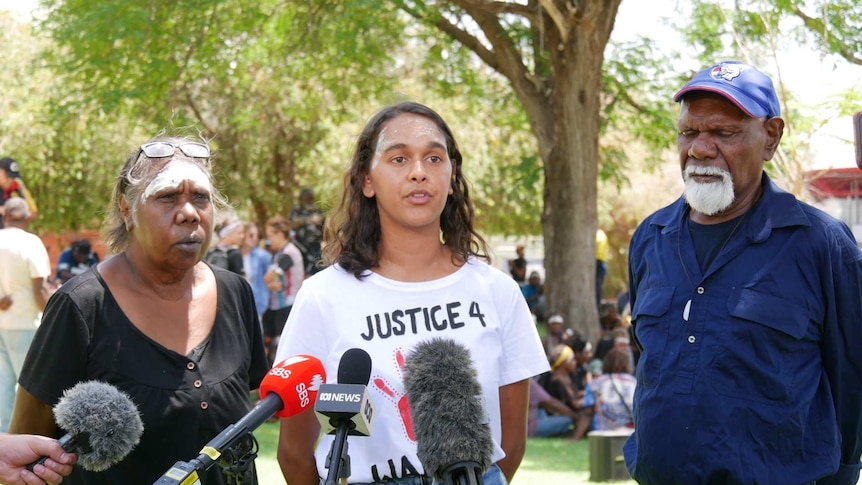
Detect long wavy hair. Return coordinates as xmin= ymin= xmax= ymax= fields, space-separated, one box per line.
xmin=323 ymin=102 xmax=489 ymax=278
xmin=102 ymin=135 xmax=228 ymax=254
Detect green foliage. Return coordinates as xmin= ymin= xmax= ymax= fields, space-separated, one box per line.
xmin=32 ymin=0 xmax=412 ymax=227
xmin=4 ymin=0 xmax=859 ymax=246
xmin=602 ymin=37 xmax=681 ymax=179
xmin=18 ymin=0 xmax=546 ymax=236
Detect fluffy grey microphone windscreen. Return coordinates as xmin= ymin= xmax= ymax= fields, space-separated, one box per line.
xmin=53 ymin=380 xmax=144 ymax=471
xmin=403 ymin=338 xmax=493 ymax=479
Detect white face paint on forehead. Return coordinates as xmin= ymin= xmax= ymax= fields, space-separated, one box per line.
xmin=141 ymin=161 xmax=213 ymax=201
xmin=372 ymin=114 xmax=447 ymax=169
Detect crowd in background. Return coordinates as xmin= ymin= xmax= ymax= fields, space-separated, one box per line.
xmin=508 ymin=238 xmax=637 ymax=442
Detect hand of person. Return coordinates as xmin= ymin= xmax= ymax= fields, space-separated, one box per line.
xmin=264 ymin=269 xmax=284 ymax=291
xmin=0 ymin=295 xmax=12 ymax=311
xmin=0 ymin=433 xmax=77 ymax=485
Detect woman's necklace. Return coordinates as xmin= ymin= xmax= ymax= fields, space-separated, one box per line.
xmin=677 ymin=211 xmax=748 ymax=322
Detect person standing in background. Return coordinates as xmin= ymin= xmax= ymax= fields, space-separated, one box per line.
xmin=262 ymin=216 xmax=304 ymax=365
xmin=240 ymin=221 xmax=271 ymax=320
xmin=595 ymin=229 xmax=608 ymax=309
xmin=204 ymin=218 xmax=245 ymax=276
xmin=0 ymin=198 xmax=50 ymax=433
xmin=625 ymin=60 xmax=862 ymax=485
xmin=0 ymin=158 xmax=38 ymax=229
xmin=289 ymin=187 xmax=325 ymax=276
xmin=521 ymin=270 xmax=545 ymax=322
xmin=508 ymin=244 xmax=527 ymax=283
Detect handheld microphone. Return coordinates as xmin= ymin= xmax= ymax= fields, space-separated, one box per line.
xmin=404 ymin=338 xmax=493 ymax=485
xmin=153 ymin=355 xmax=325 ymax=485
xmin=28 ymin=380 xmax=144 ymax=472
xmin=314 ymin=348 xmax=375 ymax=485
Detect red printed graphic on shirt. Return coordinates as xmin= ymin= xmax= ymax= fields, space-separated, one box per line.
xmin=371 ymin=347 xmax=415 ymax=441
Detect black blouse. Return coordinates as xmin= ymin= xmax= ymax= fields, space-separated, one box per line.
xmin=19 ymin=265 xmax=269 ymax=484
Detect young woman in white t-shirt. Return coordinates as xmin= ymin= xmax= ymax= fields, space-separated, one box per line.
xmin=275 ymin=102 xmax=548 ymax=485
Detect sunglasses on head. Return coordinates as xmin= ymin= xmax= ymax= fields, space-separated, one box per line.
xmin=140 ymin=142 xmax=210 ymax=159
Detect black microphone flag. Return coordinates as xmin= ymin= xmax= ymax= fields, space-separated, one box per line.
xmin=28 ymin=380 xmax=143 ymax=472
xmin=404 ymin=338 xmax=493 ymax=485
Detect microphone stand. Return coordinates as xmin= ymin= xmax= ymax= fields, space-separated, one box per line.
xmin=219 ymin=433 xmax=259 ymax=485
xmin=440 ymin=461 xmax=485 ymax=485
xmin=323 ymin=420 xmax=352 ymax=485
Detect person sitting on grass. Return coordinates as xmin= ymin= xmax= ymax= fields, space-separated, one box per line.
xmin=583 ymin=348 xmax=636 ymax=431
xmin=528 ymin=378 xmax=579 ymax=438
xmin=545 ymin=344 xmax=595 ymax=440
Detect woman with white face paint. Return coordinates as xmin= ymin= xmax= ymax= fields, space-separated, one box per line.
xmin=9 ymin=136 xmax=269 ymax=484
xmin=275 ymin=103 xmax=549 ymax=485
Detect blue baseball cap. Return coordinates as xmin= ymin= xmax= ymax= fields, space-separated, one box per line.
xmin=674 ymin=61 xmax=781 ymax=118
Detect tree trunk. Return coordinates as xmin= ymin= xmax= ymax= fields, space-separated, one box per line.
xmin=534 ymin=3 xmax=619 ymax=343
xmin=540 ymin=78 xmax=601 ymax=342
xmin=401 ymin=0 xmax=621 ymax=342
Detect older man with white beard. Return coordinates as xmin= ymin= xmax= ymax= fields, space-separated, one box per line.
xmin=623 ymin=61 xmax=862 ymax=485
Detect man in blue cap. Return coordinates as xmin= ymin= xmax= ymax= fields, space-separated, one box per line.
xmin=624 ymin=61 xmax=862 ymax=484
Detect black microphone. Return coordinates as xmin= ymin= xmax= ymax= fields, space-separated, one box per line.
xmin=153 ymin=355 xmax=326 ymax=484
xmin=314 ymin=348 xmax=375 ymax=485
xmin=28 ymin=380 xmax=144 ymax=472
xmin=404 ymin=338 xmax=492 ymax=485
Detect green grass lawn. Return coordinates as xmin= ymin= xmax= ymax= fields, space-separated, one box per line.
xmin=251 ymin=421 xmax=637 ymax=484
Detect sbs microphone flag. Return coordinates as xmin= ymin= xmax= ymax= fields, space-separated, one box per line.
xmin=154 ymin=355 xmax=325 ymax=484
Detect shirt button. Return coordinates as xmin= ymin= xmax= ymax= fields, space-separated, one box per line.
xmin=688 ymin=335 xmax=696 ymax=343
xmin=187 ymin=362 xmax=196 ymax=370
xmin=696 ymin=287 xmax=705 ymax=295
xmin=200 ymin=401 xmax=208 ymax=410
xmin=194 ymin=380 xmax=203 ymax=388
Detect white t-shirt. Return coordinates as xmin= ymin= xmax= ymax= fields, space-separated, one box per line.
xmin=0 ymin=227 xmax=50 ymax=330
xmin=275 ymin=258 xmax=549 ymax=483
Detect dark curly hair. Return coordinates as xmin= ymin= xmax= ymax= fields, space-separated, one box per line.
xmin=323 ymin=102 xmax=489 ymax=278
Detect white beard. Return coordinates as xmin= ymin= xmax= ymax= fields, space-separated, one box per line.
xmin=683 ymin=165 xmax=735 ymax=216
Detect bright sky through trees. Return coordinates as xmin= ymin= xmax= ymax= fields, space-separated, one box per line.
xmin=2 ymin=0 xmax=859 ymax=168
xmin=613 ymin=1 xmax=862 ymax=169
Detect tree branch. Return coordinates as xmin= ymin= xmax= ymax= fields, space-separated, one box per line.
xmin=792 ymin=6 xmax=862 ymax=65
xmin=451 ymin=1 xmax=547 ymax=96
xmin=399 ymin=3 xmax=501 ymax=72
xmin=475 ymin=1 xmax=537 ymax=20
xmin=537 ymin=0 xmax=570 ymax=43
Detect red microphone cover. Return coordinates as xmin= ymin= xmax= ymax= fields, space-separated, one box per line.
xmin=260 ymin=355 xmax=326 ymax=418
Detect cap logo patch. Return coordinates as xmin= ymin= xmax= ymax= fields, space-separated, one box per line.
xmin=7 ymin=161 xmax=19 ymax=173
xmin=710 ymin=63 xmax=746 ymax=82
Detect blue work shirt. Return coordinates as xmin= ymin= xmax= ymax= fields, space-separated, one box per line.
xmin=625 ymin=174 xmax=862 ymax=485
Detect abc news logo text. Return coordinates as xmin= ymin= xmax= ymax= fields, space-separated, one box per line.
xmin=318 ymin=392 xmax=362 ymax=403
